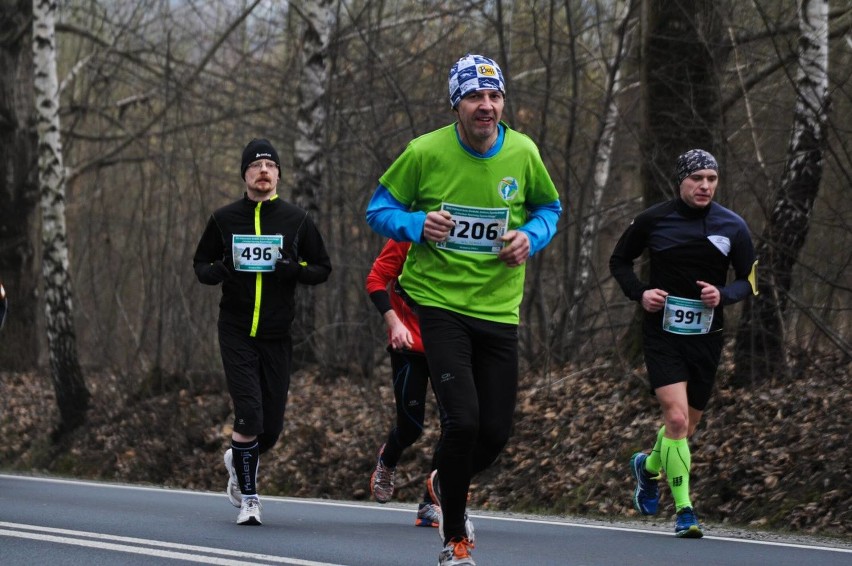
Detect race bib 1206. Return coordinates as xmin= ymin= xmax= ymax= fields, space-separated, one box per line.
xmin=436 ymin=203 xmax=509 ymax=254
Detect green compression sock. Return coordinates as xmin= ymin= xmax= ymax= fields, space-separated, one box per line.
xmin=645 ymin=426 xmax=665 ymax=475
xmin=661 ymin=436 xmax=692 ymax=510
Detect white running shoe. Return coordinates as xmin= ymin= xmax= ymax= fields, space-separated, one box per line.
xmin=437 ymin=537 xmax=475 ymax=566
xmin=437 ymin=505 xmax=475 ymax=544
xmin=223 ymin=449 xmax=241 ymax=508
xmin=431 ymin=470 xmax=474 ymax=544
xmin=236 ymin=497 xmax=262 ymax=525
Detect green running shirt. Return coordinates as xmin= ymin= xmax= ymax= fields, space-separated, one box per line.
xmin=379 ymin=123 xmax=559 ymax=324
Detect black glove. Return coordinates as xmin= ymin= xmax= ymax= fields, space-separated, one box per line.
xmin=274 ymin=248 xmax=302 ymax=282
xmin=208 ymin=259 xmax=231 ymax=283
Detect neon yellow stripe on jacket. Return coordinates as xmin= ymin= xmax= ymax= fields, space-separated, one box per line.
xmin=250 ymin=201 xmax=264 ymax=336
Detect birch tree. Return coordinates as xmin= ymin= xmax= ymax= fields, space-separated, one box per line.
xmin=554 ymin=0 xmax=637 ymax=359
xmin=292 ymin=0 xmax=334 ymax=213
xmin=733 ymin=0 xmax=831 ymax=384
xmin=290 ymin=0 xmax=336 ymax=367
xmin=33 ymin=0 xmax=89 ymax=434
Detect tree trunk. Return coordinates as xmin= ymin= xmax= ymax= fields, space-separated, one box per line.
xmin=33 ymin=0 xmax=89 ymax=435
xmin=619 ymin=0 xmax=725 ymax=362
xmin=291 ymin=0 xmax=335 ymax=368
xmin=640 ymin=0 xmax=723 ymax=202
xmin=732 ymin=0 xmax=830 ymax=385
xmin=0 ymin=0 xmax=41 ymax=370
xmin=558 ymin=0 xmax=636 ymax=359
xmin=293 ymin=0 xmax=333 ymax=213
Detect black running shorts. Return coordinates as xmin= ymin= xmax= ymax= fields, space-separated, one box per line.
xmin=218 ymin=321 xmax=292 ymax=451
xmin=642 ymin=324 xmax=724 ymax=411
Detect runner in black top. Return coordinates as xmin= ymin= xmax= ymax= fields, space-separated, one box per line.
xmin=0 ymin=282 xmax=7 ymax=331
xmin=193 ymin=138 xmax=331 ymax=526
xmin=609 ymin=149 xmax=757 ymax=538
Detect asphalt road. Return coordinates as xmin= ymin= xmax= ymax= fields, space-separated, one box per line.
xmin=1 ymin=474 xmax=848 ymax=565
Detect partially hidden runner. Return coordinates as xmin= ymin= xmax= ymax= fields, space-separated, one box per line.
xmin=366 ymin=238 xmax=442 ymax=528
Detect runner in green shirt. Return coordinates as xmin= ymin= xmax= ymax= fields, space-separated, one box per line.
xmin=366 ymin=53 xmax=562 ymax=566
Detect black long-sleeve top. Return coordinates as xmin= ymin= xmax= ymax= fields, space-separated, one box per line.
xmin=193 ymin=194 xmax=331 ymax=338
xmin=609 ymin=198 xmax=757 ymax=332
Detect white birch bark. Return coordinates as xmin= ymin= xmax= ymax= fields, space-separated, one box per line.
xmin=733 ymin=0 xmax=830 ymax=383
xmin=574 ymin=30 xmax=631 ymax=298
xmin=33 ymin=0 xmax=89 ymax=433
xmin=293 ymin=0 xmax=335 ymax=212
xmin=565 ymin=1 xmax=636 ymax=340
xmin=290 ymin=0 xmax=336 ymax=366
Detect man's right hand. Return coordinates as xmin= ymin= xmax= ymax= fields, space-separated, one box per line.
xmin=209 ymin=259 xmax=232 ymax=283
xmin=641 ymin=288 xmax=668 ymax=313
xmin=422 ymin=210 xmax=455 ymax=243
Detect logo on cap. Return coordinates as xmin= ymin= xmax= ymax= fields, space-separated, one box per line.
xmin=478 ymin=65 xmax=497 ymax=77
xmin=256 ymin=152 xmax=272 ymax=159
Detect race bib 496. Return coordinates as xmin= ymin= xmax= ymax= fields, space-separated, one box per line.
xmin=232 ymin=234 xmax=283 ymax=272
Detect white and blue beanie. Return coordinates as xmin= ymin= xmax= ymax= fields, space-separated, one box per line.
xmin=448 ymin=54 xmax=506 ymax=109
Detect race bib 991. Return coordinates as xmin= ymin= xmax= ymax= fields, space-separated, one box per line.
xmin=662 ymin=296 xmax=714 ymax=335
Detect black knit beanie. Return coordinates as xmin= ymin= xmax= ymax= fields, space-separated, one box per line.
xmin=240 ymin=138 xmax=280 ymax=179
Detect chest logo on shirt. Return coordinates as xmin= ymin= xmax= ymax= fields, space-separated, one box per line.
xmin=707 ymin=235 xmax=731 ymax=256
xmin=498 ymin=177 xmax=519 ymax=201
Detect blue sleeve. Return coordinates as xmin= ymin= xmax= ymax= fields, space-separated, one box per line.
xmin=518 ymin=200 xmax=562 ymax=256
xmin=365 ymin=185 xmax=427 ymax=243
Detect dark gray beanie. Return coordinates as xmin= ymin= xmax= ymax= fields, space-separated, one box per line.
xmin=675 ymin=149 xmax=718 ymax=185
xmin=241 ymin=138 xmax=280 ymax=179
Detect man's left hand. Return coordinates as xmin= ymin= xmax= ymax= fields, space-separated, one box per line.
xmin=498 ymin=230 xmax=530 ymax=268
xmin=697 ymin=280 xmax=721 ymax=308
xmin=275 ymin=248 xmax=302 ymax=281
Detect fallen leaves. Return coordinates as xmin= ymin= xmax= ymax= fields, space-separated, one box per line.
xmin=0 ymin=349 xmax=849 ymax=538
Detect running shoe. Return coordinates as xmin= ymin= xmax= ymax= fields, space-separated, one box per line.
xmin=223 ymin=448 xmax=241 ymax=508
xmin=236 ymin=497 xmax=262 ymax=525
xmin=675 ymin=506 xmax=703 ymax=538
xmin=430 ymin=470 xmax=475 ymax=544
xmin=416 ymin=502 xmax=442 ymax=528
xmin=370 ymin=444 xmax=395 ymax=503
xmin=427 ymin=469 xmax=442 ymax=506
xmin=630 ymin=451 xmax=660 ymax=515
xmin=428 ymin=469 xmax=471 ymax=505
xmin=437 ymin=537 xmax=475 ymax=566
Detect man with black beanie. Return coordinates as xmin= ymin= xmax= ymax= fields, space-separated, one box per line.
xmin=193 ymin=138 xmax=331 ymax=525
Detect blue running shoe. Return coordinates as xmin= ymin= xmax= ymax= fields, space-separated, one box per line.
xmin=630 ymin=452 xmax=660 ymax=515
xmin=415 ymin=501 xmax=441 ymax=527
xmin=675 ymin=506 xmax=703 ymax=538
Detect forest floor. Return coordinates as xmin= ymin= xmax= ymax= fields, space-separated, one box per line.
xmin=1 ymin=349 xmax=849 ymax=545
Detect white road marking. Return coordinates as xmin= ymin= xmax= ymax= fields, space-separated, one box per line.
xmin=0 ymin=522 xmax=346 ymax=566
